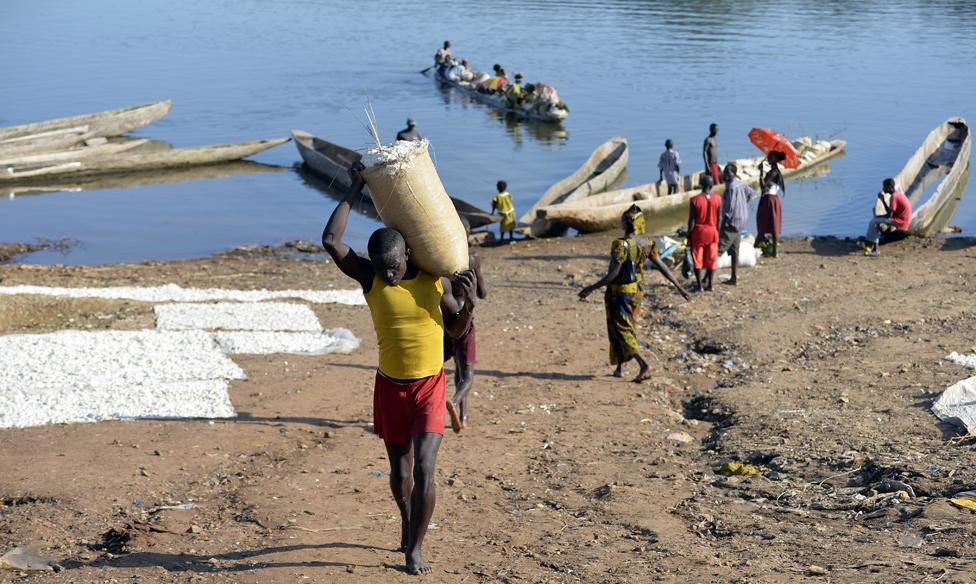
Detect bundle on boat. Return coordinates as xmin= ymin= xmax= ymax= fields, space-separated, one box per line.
xmin=361 ymin=139 xmax=469 ymax=276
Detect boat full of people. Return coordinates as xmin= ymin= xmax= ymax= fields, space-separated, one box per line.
xmin=430 ymin=43 xmax=568 ymax=123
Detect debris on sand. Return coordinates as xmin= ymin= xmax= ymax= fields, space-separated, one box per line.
xmin=0 ymin=546 xmax=54 ymax=572
xmin=931 ymin=376 xmax=976 ymax=435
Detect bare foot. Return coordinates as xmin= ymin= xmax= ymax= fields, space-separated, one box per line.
xmin=406 ymin=551 xmax=432 ymax=575
xmin=446 ymin=401 xmax=462 ymax=434
xmin=722 ymin=278 xmax=737 ymax=286
xmin=612 ymin=365 xmax=623 ymax=378
xmin=632 ymin=366 xmax=652 ymax=384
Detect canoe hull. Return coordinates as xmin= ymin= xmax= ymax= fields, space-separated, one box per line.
xmin=1 ymin=137 xmax=289 ymax=182
xmin=519 ymin=137 xmax=629 ymax=237
xmin=0 ymin=101 xmax=173 ymax=157
xmin=897 ymin=118 xmax=971 ymax=237
xmin=434 ymin=70 xmax=568 ymax=123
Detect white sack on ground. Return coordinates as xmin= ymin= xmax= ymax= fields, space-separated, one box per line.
xmin=931 ymin=376 xmax=976 ymax=435
xmin=0 ymin=330 xmax=244 ymax=391
xmin=718 ymin=239 xmax=762 ymax=269
xmin=213 ymin=328 xmax=360 ymax=355
xmin=362 ymin=139 xmax=469 ymax=276
xmin=1 ymin=380 xmax=235 ymax=429
xmin=155 ymin=302 xmax=321 ymax=332
xmin=0 ymin=284 xmax=365 ymax=306
xmin=947 ymin=352 xmax=976 ymax=369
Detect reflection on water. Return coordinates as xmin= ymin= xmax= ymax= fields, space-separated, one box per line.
xmin=0 ymin=0 xmax=974 ymax=263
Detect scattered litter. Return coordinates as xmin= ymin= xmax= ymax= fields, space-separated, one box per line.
xmin=949 ymin=496 xmax=976 ymax=512
xmin=0 ymin=546 xmax=54 ymax=572
xmin=947 ymin=352 xmax=976 ymax=369
xmin=896 ymin=534 xmax=923 ymax=548
xmin=147 ymin=503 xmax=197 ymax=513
xmin=666 ymin=431 xmax=694 ymax=444
xmin=155 ymin=302 xmax=322 ymax=332
xmin=367 ymin=470 xmax=389 ymax=478
xmin=719 ymin=462 xmax=762 ymax=477
xmin=806 ymin=565 xmax=828 ymax=576
xmin=0 ymin=284 xmax=365 ymax=306
xmin=213 ymin=329 xmax=360 ymax=355
xmin=931 ymin=376 xmax=976 ymax=435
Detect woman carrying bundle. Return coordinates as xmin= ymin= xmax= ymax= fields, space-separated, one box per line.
xmin=757 ymin=150 xmax=786 ymax=258
xmin=578 ymin=205 xmax=690 ymax=382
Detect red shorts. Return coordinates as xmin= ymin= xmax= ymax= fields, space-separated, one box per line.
xmin=691 ymin=241 xmax=719 ymax=270
xmin=444 ymin=322 xmax=477 ymax=365
xmin=709 ymin=163 xmax=721 ymax=185
xmin=373 ymin=369 xmax=446 ymax=446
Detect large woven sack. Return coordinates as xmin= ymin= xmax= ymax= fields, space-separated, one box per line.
xmin=361 ymin=140 xmax=469 ymax=276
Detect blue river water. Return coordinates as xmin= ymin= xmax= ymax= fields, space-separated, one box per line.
xmin=1 ymin=0 xmax=974 ymax=264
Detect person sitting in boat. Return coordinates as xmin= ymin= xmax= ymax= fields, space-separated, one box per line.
xmin=396 ymin=118 xmax=423 ymax=142
xmin=504 ymin=73 xmax=525 ymax=107
xmin=478 ymin=68 xmax=508 ymax=94
xmin=434 ymin=41 xmax=451 ymax=66
xmin=523 ymin=82 xmax=567 ymax=115
xmin=860 ymin=178 xmax=911 ymax=257
xmin=445 ymin=58 xmax=473 ymax=83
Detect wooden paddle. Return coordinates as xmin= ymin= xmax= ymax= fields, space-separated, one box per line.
xmin=420 ymin=66 xmax=433 ymax=74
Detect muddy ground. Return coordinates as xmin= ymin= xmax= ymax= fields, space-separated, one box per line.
xmin=1 ymin=234 xmax=976 ymax=583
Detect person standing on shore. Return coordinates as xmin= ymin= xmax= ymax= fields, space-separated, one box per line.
xmin=757 ymin=150 xmax=786 ymax=258
xmin=860 ymin=178 xmax=911 ymax=257
xmin=658 ymin=139 xmax=682 ymax=194
xmin=491 ymin=180 xmax=517 ymax=243
xmin=703 ymin=123 xmax=720 ymax=185
xmin=444 ymin=216 xmax=487 ymax=432
xmin=322 ymin=166 xmax=477 ymax=576
xmin=718 ymin=162 xmax=756 ymax=285
xmin=688 ymin=175 xmax=722 ymax=292
xmin=396 ymin=118 xmax=423 ymax=142
xmin=578 ymin=205 xmax=689 ymax=382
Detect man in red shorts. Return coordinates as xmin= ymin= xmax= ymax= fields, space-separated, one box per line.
xmin=322 ymin=165 xmax=477 ymax=576
xmin=703 ymin=123 xmax=721 ymax=185
xmin=688 ymin=174 xmax=721 ymax=292
xmin=444 ymin=217 xmax=488 ymax=432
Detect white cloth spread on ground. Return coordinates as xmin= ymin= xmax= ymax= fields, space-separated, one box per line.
xmin=155 ymin=302 xmax=322 ymax=332
xmin=0 ymin=330 xmax=243 ymax=428
xmin=0 ymin=284 xmax=366 ymax=306
xmin=0 ymin=299 xmax=362 ymax=428
xmin=932 ymin=376 xmax=976 ymax=435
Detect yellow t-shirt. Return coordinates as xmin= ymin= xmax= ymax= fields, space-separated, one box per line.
xmin=364 ymin=272 xmax=444 ymax=380
xmin=492 ymin=191 xmax=516 ymax=232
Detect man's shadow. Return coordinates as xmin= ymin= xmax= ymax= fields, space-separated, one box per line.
xmin=62 ymin=543 xmax=388 ymax=573
xmin=232 ymin=411 xmax=371 ymax=430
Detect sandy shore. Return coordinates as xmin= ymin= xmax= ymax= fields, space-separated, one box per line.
xmin=2 ymin=234 xmax=976 ymax=583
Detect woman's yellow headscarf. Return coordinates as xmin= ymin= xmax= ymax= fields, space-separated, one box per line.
xmin=623 ymin=204 xmax=645 ymax=235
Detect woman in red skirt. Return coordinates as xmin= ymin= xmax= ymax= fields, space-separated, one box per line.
xmin=757 ymin=150 xmax=786 ymax=258
xmin=688 ymin=174 xmax=722 ymax=291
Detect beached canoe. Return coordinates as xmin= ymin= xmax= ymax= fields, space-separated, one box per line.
xmin=518 ymin=137 xmax=629 ymax=237
xmin=540 ymin=139 xmax=846 ymax=233
xmin=0 ymin=138 xmax=149 ymax=166
xmin=891 ymin=118 xmax=971 ymax=237
xmin=292 ymin=130 xmax=501 ymax=229
xmin=433 ymin=69 xmax=568 ymax=123
xmin=0 ymin=137 xmax=289 ymax=182
xmin=2 ymin=160 xmax=285 ymax=199
xmin=0 ymin=101 xmax=173 ymax=157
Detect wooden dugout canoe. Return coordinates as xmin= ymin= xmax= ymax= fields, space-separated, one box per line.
xmin=433 ymin=68 xmax=568 ymax=123
xmin=0 ymin=101 xmax=173 ymax=156
xmin=0 ymin=137 xmax=289 ymax=182
xmin=292 ymin=130 xmax=501 ymax=229
xmin=519 ymin=136 xmax=629 ymax=237
xmin=540 ymin=139 xmax=846 ymax=233
xmin=890 ymin=118 xmax=971 ymax=237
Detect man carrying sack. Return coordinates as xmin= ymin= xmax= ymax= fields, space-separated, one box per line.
xmin=322 ymin=164 xmax=477 ymax=576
